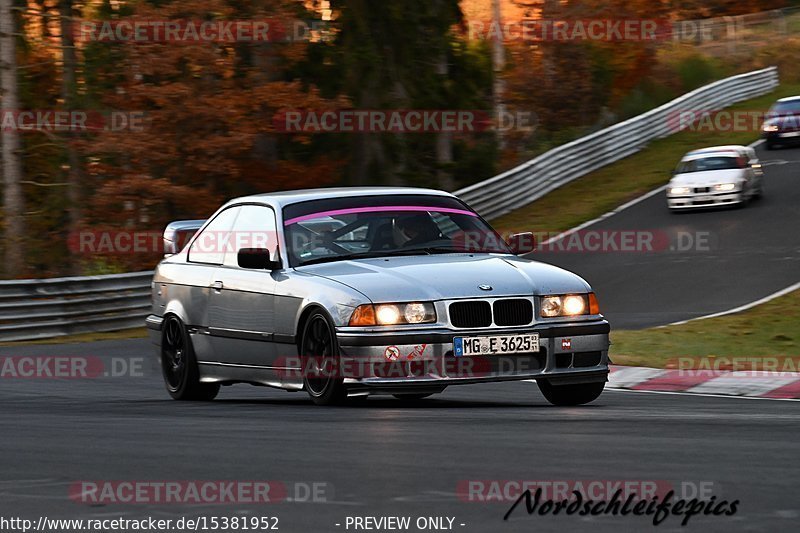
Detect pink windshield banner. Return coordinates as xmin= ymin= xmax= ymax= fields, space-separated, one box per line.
xmin=283 ymin=206 xmax=477 ymax=226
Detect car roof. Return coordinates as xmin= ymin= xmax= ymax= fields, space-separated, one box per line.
xmin=776 ymin=95 xmax=800 ymax=103
xmin=682 ymin=145 xmax=751 ymax=161
xmin=226 ymin=187 xmax=455 ymax=209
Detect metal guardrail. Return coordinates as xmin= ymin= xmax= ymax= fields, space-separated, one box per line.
xmin=0 ymin=271 xmax=153 ymax=342
xmin=456 ymin=66 xmax=780 ymax=220
xmin=0 ymin=67 xmax=781 ymax=342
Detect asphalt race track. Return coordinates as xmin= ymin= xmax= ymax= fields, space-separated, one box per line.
xmin=3 ymin=143 xmax=800 ymax=533
xmin=532 ymin=143 xmax=800 ymax=329
xmin=1 ymin=338 xmax=799 ymax=533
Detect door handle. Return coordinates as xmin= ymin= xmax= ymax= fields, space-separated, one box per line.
xmin=211 ymin=281 xmax=224 ymax=292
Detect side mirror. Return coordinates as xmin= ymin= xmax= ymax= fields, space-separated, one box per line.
xmin=163 ymin=220 xmax=205 ymax=256
xmin=238 ymin=248 xmax=281 ymax=270
xmin=507 ymin=232 xmax=536 ymax=255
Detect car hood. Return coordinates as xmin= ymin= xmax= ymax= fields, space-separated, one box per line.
xmin=298 ymin=254 xmax=591 ymax=302
xmin=670 ymin=168 xmax=745 ymax=186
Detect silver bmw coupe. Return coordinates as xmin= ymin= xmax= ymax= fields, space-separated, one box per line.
xmin=146 ymin=187 xmax=610 ymax=406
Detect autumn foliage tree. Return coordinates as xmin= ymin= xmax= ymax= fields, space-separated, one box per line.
xmin=4 ymin=0 xmax=795 ymax=276
xmin=76 ymin=0 xmax=347 ymax=271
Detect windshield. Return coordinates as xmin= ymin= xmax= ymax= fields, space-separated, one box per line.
xmin=769 ymin=100 xmax=800 ymax=115
xmin=676 ymin=156 xmax=745 ymax=174
xmin=283 ymin=195 xmax=511 ymax=267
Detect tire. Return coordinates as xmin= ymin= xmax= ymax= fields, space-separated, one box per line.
xmin=537 ymin=380 xmax=605 ymax=406
xmin=765 ymin=140 xmax=776 ymax=150
xmin=301 ymin=311 xmax=348 ymax=406
xmin=392 ymin=393 xmax=434 ymax=401
xmin=161 ymin=315 xmax=220 ymax=401
xmin=753 ymin=181 xmax=764 ymax=200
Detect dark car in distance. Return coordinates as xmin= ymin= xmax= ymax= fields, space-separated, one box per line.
xmin=762 ymin=96 xmax=800 ymax=149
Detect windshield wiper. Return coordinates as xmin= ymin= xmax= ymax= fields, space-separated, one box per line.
xmin=297 ymin=249 xmax=430 ymax=267
xmin=408 ymin=246 xmax=504 ymax=255
xmin=296 ymin=246 xmax=506 ymax=267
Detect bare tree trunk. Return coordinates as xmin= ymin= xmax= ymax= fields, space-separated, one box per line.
xmin=1 ymin=0 xmax=26 ymax=277
xmin=492 ymin=0 xmax=506 ymax=151
xmin=436 ymin=52 xmax=454 ymax=191
xmin=60 ymin=0 xmax=82 ymax=274
xmin=541 ymin=0 xmax=558 ymax=84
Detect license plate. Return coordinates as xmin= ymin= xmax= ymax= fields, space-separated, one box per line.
xmin=695 ymin=196 xmax=713 ymax=202
xmin=780 ymin=131 xmax=800 ymax=138
xmin=454 ymin=334 xmax=540 ymax=356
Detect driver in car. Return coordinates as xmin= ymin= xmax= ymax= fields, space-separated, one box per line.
xmin=392 ymin=213 xmax=442 ymax=248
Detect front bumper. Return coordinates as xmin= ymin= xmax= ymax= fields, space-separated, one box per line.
xmin=763 ymin=131 xmax=800 ymax=145
xmin=667 ymin=190 xmax=744 ymax=209
xmin=334 ymin=320 xmax=610 ymax=392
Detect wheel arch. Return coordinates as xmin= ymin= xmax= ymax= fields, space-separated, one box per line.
xmin=296 ymin=303 xmax=335 ymax=352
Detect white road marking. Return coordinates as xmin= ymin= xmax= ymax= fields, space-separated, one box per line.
xmin=664 ymin=280 xmax=800 ymax=326
xmin=656 ymin=138 xmax=800 ymax=327
xmin=535 ymin=135 xmax=798 ymax=327
xmin=605 ymin=388 xmax=800 ymax=402
xmin=540 ymin=186 xmax=667 ymax=246
xmin=541 ymin=139 xmax=764 ymax=246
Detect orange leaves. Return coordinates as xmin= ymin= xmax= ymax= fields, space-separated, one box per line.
xmin=69 ymin=1 xmax=346 ymax=270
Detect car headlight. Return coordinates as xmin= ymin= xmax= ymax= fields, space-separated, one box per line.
xmin=669 ymin=186 xmax=691 ymax=195
xmin=762 ymin=123 xmax=779 ymax=132
xmin=349 ymin=302 xmax=436 ymax=326
xmin=713 ymin=183 xmax=737 ymax=192
xmin=540 ymin=294 xmax=600 ymax=318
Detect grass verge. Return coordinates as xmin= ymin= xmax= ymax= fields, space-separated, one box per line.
xmin=491 ymin=83 xmax=800 ymax=234
xmin=611 ymin=290 xmax=800 ymax=368
xmin=488 ymin=82 xmax=800 ymax=369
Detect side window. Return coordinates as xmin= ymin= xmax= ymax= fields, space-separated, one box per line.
xmin=224 ymin=205 xmax=279 ymax=267
xmin=431 ymin=212 xmax=461 ymax=238
xmin=188 ymin=207 xmax=240 ymax=265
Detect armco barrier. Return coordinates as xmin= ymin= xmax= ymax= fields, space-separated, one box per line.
xmin=0 ymin=271 xmax=153 ymax=342
xmin=0 ymin=67 xmax=781 ymax=341
xmin=455 ymin=66 xmax=779 ymax=220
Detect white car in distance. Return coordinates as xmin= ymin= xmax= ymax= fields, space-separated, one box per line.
xmin=666 ymin=145 xmax=763 ymax=211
